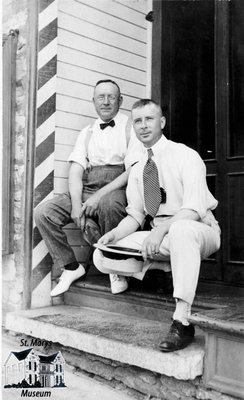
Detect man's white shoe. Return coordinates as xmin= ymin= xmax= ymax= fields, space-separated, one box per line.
xmin=109 ymin=274 xmax=128 ymax=295
xmin=51 ymin=264 xmax=86 ymax=297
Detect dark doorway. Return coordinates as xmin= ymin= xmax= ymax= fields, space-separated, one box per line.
xmin=152 ymin=0 xmax=244 ymax=285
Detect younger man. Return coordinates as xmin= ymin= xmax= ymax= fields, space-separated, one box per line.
xmin=94 ymin=99 xmax=221 ymax=352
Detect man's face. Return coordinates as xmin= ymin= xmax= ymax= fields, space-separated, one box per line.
xmin=132 ymin=103 xmax=166 ymax=148
xmin=93 ymin=82 xmax=123 ymax=122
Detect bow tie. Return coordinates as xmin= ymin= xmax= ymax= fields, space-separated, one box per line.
xmin=100 ymin=120 xmax=115 ymax=130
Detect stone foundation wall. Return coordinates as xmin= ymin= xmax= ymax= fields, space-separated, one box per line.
xmin=2 ymin=0 xmax=29 ymax=312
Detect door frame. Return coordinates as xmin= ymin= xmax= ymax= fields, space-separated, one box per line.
xmin=23 ymin=0 xmax=39 ymax=309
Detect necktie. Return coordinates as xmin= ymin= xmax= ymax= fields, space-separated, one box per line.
xmin=100 ymin=120 xmax=115 ymax=130
xmin=143 ymin=148 xmax=162 ymax=218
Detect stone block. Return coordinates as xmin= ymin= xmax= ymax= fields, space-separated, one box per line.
xmin=2 ymin=254 xmax=16 ymax=281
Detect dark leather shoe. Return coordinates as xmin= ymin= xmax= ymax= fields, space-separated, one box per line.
xmin=159 ymin=320 xmax=195 ymax=352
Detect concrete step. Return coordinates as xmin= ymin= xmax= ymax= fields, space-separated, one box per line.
xmin=62 ymin=275 xmax=217 ymax=322
xmin=5 ymin=305 xmax=204 ymax=381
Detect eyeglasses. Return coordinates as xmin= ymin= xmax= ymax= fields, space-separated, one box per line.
xmin=95 ymin=95 xmax=118 ymax=103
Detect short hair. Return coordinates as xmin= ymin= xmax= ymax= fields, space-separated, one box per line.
xmin=132 ymin=99 xmax=162 ymax=114
xmin=95 ymin=79 xmax=121 ymax=96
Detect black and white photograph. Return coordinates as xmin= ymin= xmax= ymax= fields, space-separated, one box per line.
xmin=2 ymin=0 xmax=244 ymax=399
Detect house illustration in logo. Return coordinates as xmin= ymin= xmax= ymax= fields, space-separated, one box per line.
xmin=4 ymin=348 xmax=65 ymax=387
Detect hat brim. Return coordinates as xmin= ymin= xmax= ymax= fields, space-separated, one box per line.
xmin=93 ymin=248 xmax=143 ymax=275
xmin=94 ymin=243 xmax=143 ymax=261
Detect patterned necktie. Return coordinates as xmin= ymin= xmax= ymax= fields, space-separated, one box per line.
xmin=143 ymin=148 xmax=161 ymax=218
xmin=100 ymin=120 xmax=115 ymax=130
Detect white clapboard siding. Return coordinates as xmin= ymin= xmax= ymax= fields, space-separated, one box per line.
xmin=57 ymin=62 xmax=146 ymax=98
xmin=58 ymin=0 xmax=146 ymax=42
xmin=56 ymin=111 xmax=96 ymax=131
xmin=55 ymin=127 xmax=80 ymax=146
xmin=58 ymin=29 xmax=146 ymax=71
xmin=113 ymin=0 xmax=148 ymax=14
xmin=55 ymin=0 xmax=148 ymax=251
xmin=54 ymin=160 xmax=69 ymax=178
xmin=57 ymin=96 xmax=97 ymax=119
xmin=58 ymin=46 xmax=146 ymax=85
xmin=55 ymin=143 xmax=73 ymax=161
xmin=58 ymin=11 xmax=145 ymax=56
xmin=78 ymin=0 xmax=147 ymax=26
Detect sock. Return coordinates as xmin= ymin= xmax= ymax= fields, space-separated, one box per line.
xmin=64 ymin=261 xmax=79 ymax=271
xmin=173 ymin=299 xmax=191 ymax=326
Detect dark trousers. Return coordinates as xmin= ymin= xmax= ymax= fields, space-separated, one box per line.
xmin=34 ymin=165 xmax=127 ymax=268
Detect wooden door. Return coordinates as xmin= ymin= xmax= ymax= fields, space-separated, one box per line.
xmin=152 ymin=0 xmax=244 ymax=285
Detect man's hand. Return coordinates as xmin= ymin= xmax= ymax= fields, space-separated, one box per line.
xmin=71 ymin=203 xmax=84 ymax=228
xmin=141 ymin=227 xmax=167 ymax=260
xmin=98 ymin=230 xmax=116 ymax=245
xmin=82 ymin=192 xmax=103 ymax=217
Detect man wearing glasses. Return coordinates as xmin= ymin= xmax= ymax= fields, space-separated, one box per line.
xmin=35 ymin=79 xmax=142 ymax=297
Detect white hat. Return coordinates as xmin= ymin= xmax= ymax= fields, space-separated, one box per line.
xmin=93 ymin=248 xmax=143 ymax=276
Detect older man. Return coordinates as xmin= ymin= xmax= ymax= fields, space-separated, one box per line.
xmin=35 ymin=79 xmax=142 ymax=297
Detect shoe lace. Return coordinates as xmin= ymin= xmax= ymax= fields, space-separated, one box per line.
xmin=169 ymin=320 xmax=184 ymax=335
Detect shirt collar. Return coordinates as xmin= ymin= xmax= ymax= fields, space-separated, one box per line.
xmin=144 ymin=134 xmax=168 ymax=156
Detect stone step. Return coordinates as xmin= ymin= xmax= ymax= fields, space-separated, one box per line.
xmin=5 ymin=305 xmax=204 ymax=381
xmin=62 ymin=275 xmax=216 ymax=322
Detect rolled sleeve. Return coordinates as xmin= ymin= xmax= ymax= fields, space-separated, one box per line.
xmin=180 ymin=151 xmax=218 ymax=219
xmin=67 ymin=126 xmax=91 ymax=170
xmin=126 ymin=166 xmax=146 ymax=225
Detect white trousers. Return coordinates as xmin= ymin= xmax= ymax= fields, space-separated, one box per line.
xmin=94 ymin=219 xmax=221 ymax=305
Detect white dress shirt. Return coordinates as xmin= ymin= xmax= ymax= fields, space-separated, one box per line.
xmin=126 ymin=135 xmax=219 ymax=226
xmin=68 ymin=112 xmax=143 ymax=170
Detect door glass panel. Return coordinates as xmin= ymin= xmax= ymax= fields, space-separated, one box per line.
xmin=229 ymin=0 xmax=244 ymax=157
xmin=229 ymin=174 xmax=244 ymax=261
xmin=206 ymin=175 xmax=217 ymax=260
xmin=162 ymin=1 xmax=215 ymax=160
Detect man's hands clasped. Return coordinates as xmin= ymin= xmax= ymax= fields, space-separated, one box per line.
xmin=71 ymin=192 xmax=104 ymax=230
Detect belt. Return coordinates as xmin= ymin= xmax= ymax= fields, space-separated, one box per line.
xmin=86 ymin=164 xmax=125 ymax=172
xmin=155 ymin=215 xmax=172 ymax=218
